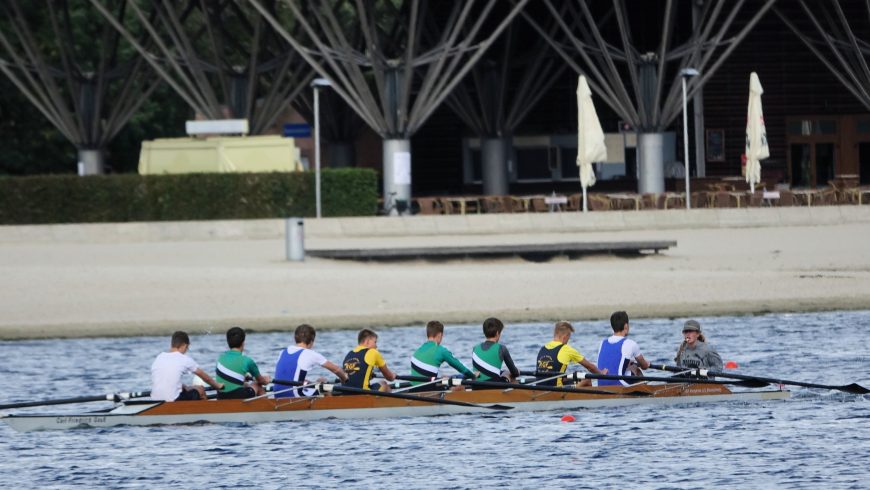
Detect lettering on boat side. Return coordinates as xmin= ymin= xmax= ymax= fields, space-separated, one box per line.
xmin=55 ymin=416 xmax=107 ymax=425
xmin=682 ymin=387 xmax=724 ymax=394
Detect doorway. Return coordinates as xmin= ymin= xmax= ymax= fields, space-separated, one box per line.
xmin=789 ymin=142 xmax=836 ymax=187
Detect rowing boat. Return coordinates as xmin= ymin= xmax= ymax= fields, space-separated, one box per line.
xmin=1 ymin=382 xmax=789 ymax=432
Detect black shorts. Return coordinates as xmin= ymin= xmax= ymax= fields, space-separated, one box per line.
xmin=217 ymin=387 xmax=256 ymax=400
xmin=175 ymin=388 xmax=202 ymax=401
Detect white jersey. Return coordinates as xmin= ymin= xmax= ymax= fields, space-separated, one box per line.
xmin=151 ymin=351 xmax=199 ymax=401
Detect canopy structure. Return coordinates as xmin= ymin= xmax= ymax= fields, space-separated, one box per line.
xmin=745 ymin=72 xmax=768 ymax=193
xmin=522 ymin=0 xmax=776 ymax=193
xmin=445 ymin=18 xmax=567 ymax=195
xmin=775 ymin=1 xmax=870 ymax=112
xmin=0 ymin=0 xmax=160 ymax=174
xmin=248 ymin=0 xmax=530 ymax=205
xmin=89 ymin=0 xmax=314 ymax=136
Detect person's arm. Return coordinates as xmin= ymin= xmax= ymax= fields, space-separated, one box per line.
xmin=247 ymin=359 xmax=270 ymax=385
xmin=580 ymin=358 xmax=605 ymax=374
xmin=634 ymin=354 xmax=650 ymax=370
xmin=322 ymin=360 xmax=349 ymax=383
xmin=500 ymin=345 xmax=520 ymax=379
xmin=379 ymin=363 xmax=396 ymax=381
xmin=193 ymin=368 xmax=223 ymax=390
xmin=441 ymin=346 xmax=474 ymax=377
xmin=706 ymin=347 xmax=724 ymax=372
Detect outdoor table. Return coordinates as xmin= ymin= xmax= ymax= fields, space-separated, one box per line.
xmin=792 ymin=189 xmax=819 ymax=207
xmin=728 ymin=191 xmax=748 ymax=208
xmin=544 ymin=195 xmax=568 ymax=212
xmin=608 ymin=193 xmax=642 ymax=210
xmin=762 ymin=190 xmax=780 ymax=206
xmin=444 ymin=196 xmax=481 ymax=215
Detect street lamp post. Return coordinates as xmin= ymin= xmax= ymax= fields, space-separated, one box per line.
xmin=681 ymin=67 xmax=699 ymax=210
xmin=311 ymin=77 xmax=332 ymax=218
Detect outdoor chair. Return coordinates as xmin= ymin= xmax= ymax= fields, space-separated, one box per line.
xmin=746 ymin=191 xmax=764 ymax=207
xmin=588 ymin=194 xmax=611 ymax=211
xmin=815 ymin=187 xmax=838 ymax=206
xmin=714 ymin=191 xmax=734 ymax=208
xmin=438 ymin=198 xmax=456 ymax=214
xmin=530 ymin=197 xmax=549 ymax=212
xmin=690 ymin=191 xmax=708 ymax=209
xmin=416 ymin=197 xmax=441 ymax=215
xmin=566 ymin=194 xmax=581 ymax=212
xmin=777 ymin=190 xmax=795 ymax=207
xmin=640 ymin=193 xmax=659 ymax=209
xmin=481 ymin=196 xmax=508 ymax=213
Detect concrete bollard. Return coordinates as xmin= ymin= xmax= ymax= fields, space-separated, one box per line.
xmin=285 ymin=217 xmax=304 ymax=261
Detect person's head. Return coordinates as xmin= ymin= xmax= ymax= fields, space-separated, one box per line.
xmin=295 ymin=324 xmax=316 ymax=347
xmin=482 ymin=317 xmax=504 ymax=340
xmin=553 ymin=321 xmax=575 ymax=343
xmin=426 ymin=321 xmax=444 ymax=343
xmin=171 ymin=331 xmax=190 ymax=352
xmin=358 ymin=328 xmax=378 ymax=348
xmin=610 ymin=311 xmax=629 ymax=334
xmin=226 ymin=326 xmax=246 ymax=350
xmin=682 ymin=320 xmax=706 ymax=344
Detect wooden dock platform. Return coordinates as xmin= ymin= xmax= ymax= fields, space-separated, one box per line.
xmin=307 ymin=240 xmax=676 ymax=262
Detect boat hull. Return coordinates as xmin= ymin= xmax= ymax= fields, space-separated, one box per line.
xmin=2 ymin=384 xmax=790 ymax=432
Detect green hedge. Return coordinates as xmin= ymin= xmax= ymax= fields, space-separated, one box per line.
xmin=0 ymin=169 xmax=378 ymax=224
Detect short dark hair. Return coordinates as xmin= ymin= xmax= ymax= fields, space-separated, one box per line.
xmin=358 ymin=328 xmax=378 ymax=344
xmin=426 ymin=321 xmax=444 ymax=338
xmin=295 ymin=324 xmax=316 ymax=345
xmin=554 ymin=321 xmax=575 ymax=337
xmin=610 ymin=311 xmax=629 ymax=332
xmin=226 ymin=327 xmax=246 ymax=349
xmin=171 ymin=331 xmax=190 ymax=348
xmin=482 ymin=317 xmax=504 ymax=338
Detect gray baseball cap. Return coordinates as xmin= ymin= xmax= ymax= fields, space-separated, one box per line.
xmin=682 ymin=320 xmax=701 ymax=332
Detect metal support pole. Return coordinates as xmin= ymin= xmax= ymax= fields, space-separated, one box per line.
xmin=314 ymin=86 xmax=322 ymax=219
xmin=682 ymin=76 xmax=691 ymax=210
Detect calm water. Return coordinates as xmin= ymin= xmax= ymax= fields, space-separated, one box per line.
xmin=1 ymin=311 xmax=868 ymax=489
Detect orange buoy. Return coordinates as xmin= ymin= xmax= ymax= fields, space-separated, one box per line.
xmin=561 ymin=414 xmax=575 ymax=422
xmin=725 ymin=361 xmax=739 ymax=369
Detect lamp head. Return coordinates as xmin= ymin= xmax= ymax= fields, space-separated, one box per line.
xmin=311 ymin=77 xmax=332 ymax=87
xmin=680 ymin=67 xmax=700 ymax=77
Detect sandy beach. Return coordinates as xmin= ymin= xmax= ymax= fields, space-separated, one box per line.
xmin=1 ymin=208 xmax=869 ymax=339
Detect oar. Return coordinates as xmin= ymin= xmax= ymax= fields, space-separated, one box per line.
xmin=522 ymin=370 xmax=768 ymax=388
xmin=0 ymin=390 xmax=150 ymax=410
xmin=653 ymin=364 xmax=870 ymax=394
xmin=396 ymin=374 xmax=651 ymax=397
xmin=271 ymin=378 xmax=513 ymax=411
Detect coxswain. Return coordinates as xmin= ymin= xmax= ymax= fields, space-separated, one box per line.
xmin=215 ymin=326 xmax=271 ymax=399
xmin=342 ymin=329 xmax=396 ymax=391
xmin=150 ymin=331 xmax=223 ymax=401
xmin=596 ymin=311 xmax=650 ymax=386
xmin=471 ymin=317 xmax=520 ymax=383
xmin=674 ymin=320 xmax=723 ymax=371
xmin=274 ymin=324 xmax=349 ymax=397
xmin=409 ymin=321 xmax=474 ymax=388
xmin=536 ymin=321 xmax=606 ymax=387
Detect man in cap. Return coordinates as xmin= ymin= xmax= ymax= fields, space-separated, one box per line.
xmin=674 ymin=320 xmax=723 ymax=371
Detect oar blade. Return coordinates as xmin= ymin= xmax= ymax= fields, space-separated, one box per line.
xmin=735 ymin=379 xmax=769 ymax=388
xmin=840 ymin=383 xmax=870 ymax=395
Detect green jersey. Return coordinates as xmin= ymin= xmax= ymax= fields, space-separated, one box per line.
xmin=410 ymin=340 xmax=473 ymax=384
xmin=215 ymin=350 xmax=261 ymax=392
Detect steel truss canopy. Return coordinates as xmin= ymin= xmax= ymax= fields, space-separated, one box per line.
xmin=775 ymin=0 xmax=870 ymax=111
xmin=522 ymin=0 xmax=777 ymax=132
xmin=0 ymin=0 xmax=159 ymax=151
xmin=89 ymin=0 xmax=315 ymax=135
xmin=248 ymin=0 xmax=531 ymax=139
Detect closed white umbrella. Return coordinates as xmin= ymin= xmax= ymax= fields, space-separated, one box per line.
xmin=577 ymin=75 xmax=607 ymax=212
xmin=745 ymin=72 xmax=769 ymax=194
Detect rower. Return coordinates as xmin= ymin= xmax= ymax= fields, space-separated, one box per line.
xmin=150 ymin=331 xmax=223 ymax=401
xmin=596 ymin=311 xmax=650 ymax=386
xmin=409 ymin=321 xmax=474 ymax=388
xmin=342 ymin=329 xmax=396 ymax=391
xmin=536 ymin=321 xmax=606 ymax=387
xmin=471 ymin=317 xmax=520 ymax=383
xmin=214 ymin=327 xmax=271 ymax=399
xmin=674 ymin=320 xmax=723 ymax=371
xmin=274 ymin=324 xmax=349 ymax=398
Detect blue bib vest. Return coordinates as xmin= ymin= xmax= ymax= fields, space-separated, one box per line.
xmin=274 ymin=348 xmax=306 ymax=398
xmin=597 ymin=338 xmax=630 ymax=386
xmin=536 ymin=343 xmax=567 ymax=387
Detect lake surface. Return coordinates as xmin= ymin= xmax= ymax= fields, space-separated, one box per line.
xmin=1 ymin=311 xmax=868 ymax=489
